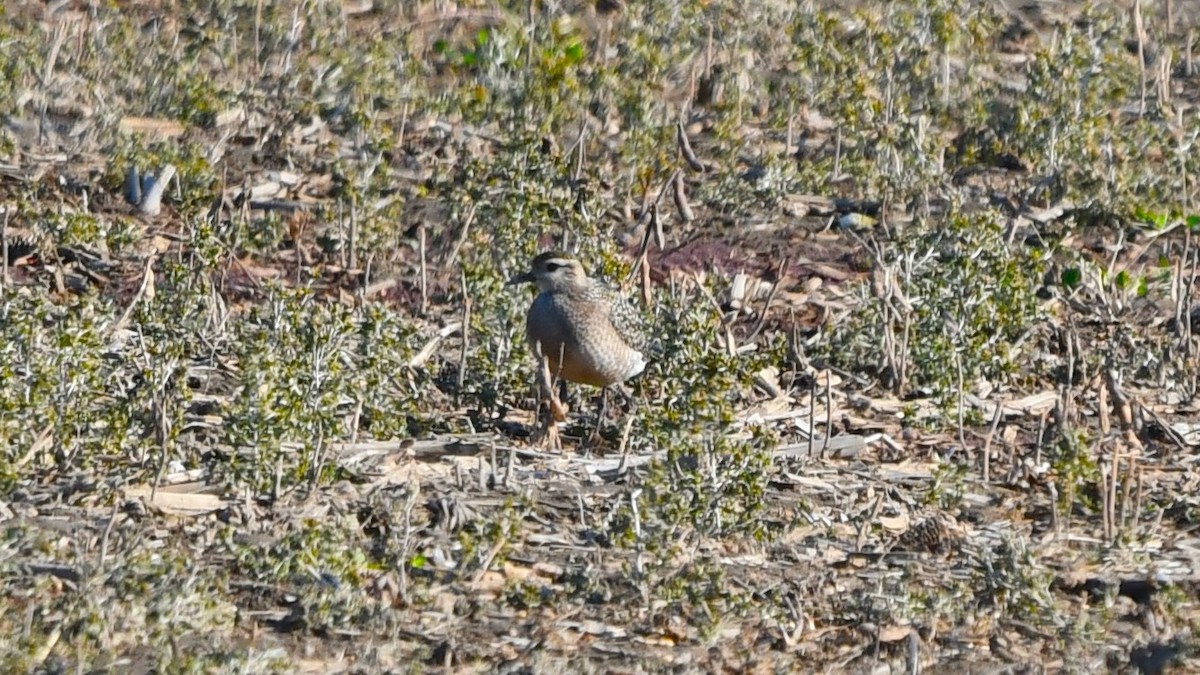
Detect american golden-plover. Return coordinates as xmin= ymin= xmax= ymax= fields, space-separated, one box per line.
xmin=508 ymin=250 xmax=650 ymax=444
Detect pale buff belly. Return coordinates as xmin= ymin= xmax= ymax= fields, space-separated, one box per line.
xmin=525 ymin=296 xmax=645 ymax=387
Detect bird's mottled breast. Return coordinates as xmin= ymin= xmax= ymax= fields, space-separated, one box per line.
xmin=525 ymin=291 xmax=572 ymax=346
xmin=522 ymin=283 xmax=649 ymax=386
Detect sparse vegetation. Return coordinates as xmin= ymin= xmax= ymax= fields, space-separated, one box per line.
xmin=2 ymin=0 xmax=1199 ymax=672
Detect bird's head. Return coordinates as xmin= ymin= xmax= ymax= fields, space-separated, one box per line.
xmin=507 ymin=251 xmax=588 ymax=293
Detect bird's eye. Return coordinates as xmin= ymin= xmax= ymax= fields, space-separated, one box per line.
xmin=545 ymin=262 xmax=561 ymax=272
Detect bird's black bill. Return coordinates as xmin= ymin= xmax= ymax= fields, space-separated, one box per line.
xmin=506 ymin=271 xmax=535 ymax=286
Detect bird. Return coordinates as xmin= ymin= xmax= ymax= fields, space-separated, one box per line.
xmin=507 ymin=250 xmax=651 ymax=445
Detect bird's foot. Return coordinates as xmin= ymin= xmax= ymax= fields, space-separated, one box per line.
xmin=548 ymin=392 xmax=568 ymax=422
xmin=531 ymin=399 xmax=564 ymax=451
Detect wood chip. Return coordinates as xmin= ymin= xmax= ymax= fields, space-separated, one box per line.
xmin=125 ymin=485 xmax=225 ymax=515
xmin=118 ymin=116 xmax=185 ymax=137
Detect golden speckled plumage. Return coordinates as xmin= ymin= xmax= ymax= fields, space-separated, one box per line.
xmin=509 ymin=251 xmax=649 ymax=388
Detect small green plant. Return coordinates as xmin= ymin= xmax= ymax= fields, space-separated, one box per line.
xmin=1049 ymin=428 xmax=1101 ymax=515
xmin=824 ymin=209 xmax=1043 ymax=423
xmin=927 ymin=461 xmax=968 ymax=509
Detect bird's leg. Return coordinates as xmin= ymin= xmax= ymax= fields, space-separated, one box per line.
xmin=612 ymin=383 xmax=639 ymax=449
xmin=535 ymin=402 xmax=562 ymax=450
xmin=583 ymin=386 xmax=611 ymax=451
xmin=531 ymin=348 xmax=564 ymax=450
xmin=552 ymin=378 xmax=569 ymax=422
xmin=614 ymin=385 xmax=639 ymax=468
xmin=543 ymin=342 xmax=569 ymax=422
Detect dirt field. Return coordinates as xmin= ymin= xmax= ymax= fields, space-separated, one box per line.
xmin=3 ymin=1 xmax=1200 ymax=672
